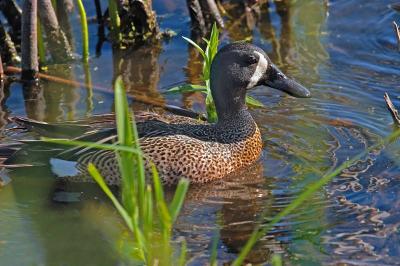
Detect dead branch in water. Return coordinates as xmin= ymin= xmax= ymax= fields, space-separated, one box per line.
xmin=21 ymin=0 xmax=38 ymax=81
xmin=393 ymin=21 xmax=400 ymax=51
xmin=0 ymin=0 xmax=22 ymax=43
xmin=38 ymin=0 xmax=73 ymax=62
xmin=384 ymin=93 xmax=400 ymax=125
xmin=55 ymin=0 xmax=74 ymax=45
xmin=0 ymin=20 xmax=20 ymax=64
xmin=187 ymin=0 xmax=207 ymax=36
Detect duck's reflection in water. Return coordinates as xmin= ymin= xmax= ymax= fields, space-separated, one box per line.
xmin=169 ymin=162 xmax=287 ymax=264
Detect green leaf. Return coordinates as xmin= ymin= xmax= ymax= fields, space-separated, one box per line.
xmin=42 ymin=137 xmax=141 ymax=154
xmin=165 ymin=84 xmax=207 ymax=94
xmin=150 ymin=164 xmax=172 ymax=230
xmin=182 ymin=36 xmax=206 ymax=60
xmin=209 ymin=230 xmax=220 ymax=266
xmin=143 ymin=185 xmax=153 ymax=239
xmin=271 ymin=254 xmax=283 ymax=266
xmin=178 ymin=239 xmax=187 ymax=266
xmin=168 ymin=178 xmax=189 ymax=223
xmin=115 ymin=76 xmax=137 ymax=215
xmin=206 ymin=91 xmax=218 ymax=123
xmin=245 ymin=95 xmax=265 ymax=108
xmin=88 ymin=163 xmax=133 ymax=231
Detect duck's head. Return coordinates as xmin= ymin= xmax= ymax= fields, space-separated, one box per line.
xmin=210 ymin=42 xmax=311 ymax=119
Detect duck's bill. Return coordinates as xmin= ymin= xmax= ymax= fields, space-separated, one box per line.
xmin=264 ymin=64 xmax=311 ymax=98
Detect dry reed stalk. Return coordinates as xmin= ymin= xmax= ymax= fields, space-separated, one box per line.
xmin=384 ymin=92 xmax=400 ymax=125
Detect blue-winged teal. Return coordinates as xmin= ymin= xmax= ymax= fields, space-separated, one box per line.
xmin=4 ymin=42 xmax=310 ymax=185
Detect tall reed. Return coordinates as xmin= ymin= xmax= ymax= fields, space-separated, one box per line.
xmin=108 ymin=0 xmax=121 ymax=43
xmin=75 ymin=0 xmax=89 ymax=62
xmin=37 ymin=20 xmax=46 ymax=66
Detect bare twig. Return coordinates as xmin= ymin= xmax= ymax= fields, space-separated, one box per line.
xmin=0 ymin=55 xmax=3 ymax=81
xmin=384 ymin=93 xmax=400 ymax=125
xmin=393 ymin=21 xmax=400 ymax=51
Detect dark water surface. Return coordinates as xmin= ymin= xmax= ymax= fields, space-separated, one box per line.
xmin=1 ymin=0 xmax=400 ymax=265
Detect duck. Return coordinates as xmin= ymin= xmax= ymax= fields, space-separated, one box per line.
xmin=3 ymin=42 xmax=310 ymax=185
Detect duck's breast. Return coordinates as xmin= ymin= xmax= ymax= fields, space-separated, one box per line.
xmin=140 ymin=126 xmax=262 ymax=184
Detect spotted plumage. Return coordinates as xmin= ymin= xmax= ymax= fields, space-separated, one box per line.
xmin=3 ymin=42 xmax=310 ymax=185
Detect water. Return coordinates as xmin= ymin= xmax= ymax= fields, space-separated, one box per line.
xmin=1 ymin=0 xmax=400 ymax=265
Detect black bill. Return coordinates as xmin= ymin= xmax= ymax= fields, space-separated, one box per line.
xmin=264 ymin=64 xmax=311 ymax=98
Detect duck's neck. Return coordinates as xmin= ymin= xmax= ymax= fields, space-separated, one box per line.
xmin=211 ymin=84 xmax=248 ymax=123
xmin=214 ymin=108 xmax=257 ymax=143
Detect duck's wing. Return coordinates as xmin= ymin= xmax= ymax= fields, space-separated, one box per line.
xmin=10 ymin=111 xmax=204 ymax=138
xmin=2 ymin=112 xmax=206 ymax=166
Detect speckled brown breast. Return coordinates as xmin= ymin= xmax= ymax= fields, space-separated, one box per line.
xmin=64 ymin=111 xmax=263 ymax=185
xmin=140 ymin=125 xmax=262 ymax=185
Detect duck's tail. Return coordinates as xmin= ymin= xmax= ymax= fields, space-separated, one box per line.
xmin=1 ymin=116 xmax=118 ymax=168
xmin=0 ymin=116 xmax=88 ymax=168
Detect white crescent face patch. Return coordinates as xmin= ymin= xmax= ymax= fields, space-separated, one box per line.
xmin=246 ymin=51 xmax=269 ymax=89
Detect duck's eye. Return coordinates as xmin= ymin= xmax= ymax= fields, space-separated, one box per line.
xmin=246 ymin=55 xmax=258 ymax=65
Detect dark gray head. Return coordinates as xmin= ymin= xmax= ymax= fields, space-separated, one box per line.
xmin=210 ymin=42 xmax=311 ymax=119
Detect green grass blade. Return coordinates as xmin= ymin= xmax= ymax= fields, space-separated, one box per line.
xmin=88 ymin=163 xmax=133 ymax=231
xmin=129 ymin=110 xmax=146 ymax=219
xmin=182 ymin=36 xmax=206 ymax=59
xmin=208 ymin=23 xmax=219 ymax=61
xmin=209 ymin=229 xmax=219 ymax=266
xmin=143 ymin=185 xmax=154 ymax=239
xmin=205 ymin=80 xmax=218 ymax=122
xmin=132 ymin=206 xmax=147 ymax=251
xmin=246 ymin=95 xmax=265 ymax=108
xmin=150 ymin=164 xmax=172 ymax=229
xmin=165 ymin=84 xmax=207 ymax=94
xmin=115 ymin=76 xmax=137 ymax=215
xmin=76 ymin=0 xmax=89 ymax=62
xmin=42 ymin=138 xmax=141 ymax=154
xmin=178 ymin=239 xmax=187 ymax=266
xmin=115 ymin=76 xmax=134 ymax=147
xmin=108 ymin=0 xmax=121 ymax=42
xmin=168 ymin=179 xmax=189 ymax=223
xmin=271 ymin=254 xmax=283 ymax=266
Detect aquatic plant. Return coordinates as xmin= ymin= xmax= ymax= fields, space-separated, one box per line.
xmin=168 ymin=23 xmax=264 ymax=122
xmin=45 ymin=77 xmax=189 ymax=265
xmin=76 ymin=0 xmax=89 ymax=62
xmin=37 ymin=20 xmax=46 ymax=66
xmin=108 ymin=0 xmax=121 ymax=43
